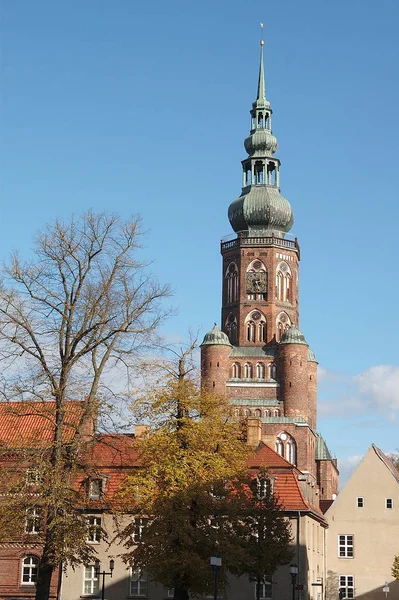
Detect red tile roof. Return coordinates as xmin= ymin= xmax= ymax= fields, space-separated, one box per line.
xmin=0 ymin=401 xmax=88 ymax=447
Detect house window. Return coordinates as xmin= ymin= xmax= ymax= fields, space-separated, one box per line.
xmin=130 ymin=567 xmax=148 ymax=597
xmin=21 ymin=555 xmax=39 ymax=584
xmin=255 ymin=581 xmax=272 ymax=600
xmin=83 ymin=565 xmax=99 ymax=595
xmin=338 ymin=534 xmax=354 ymax=558
xmin=167 ymin=589 xmax=174 ymax=598
xmin=26 ymin=468 xmax=40 ymax=486
xmin=356 ymin=497 xmax=363 ymax=508
xmin=89 ymin=479 xmax=104 ymax=499
xmin=25 ymin=508 xmax=42 ymax=534
xmin=386 ymin=498 xmax=393 ymax=509
xmin=87 ymin=516 xmax=102 ymax=543
xmin=132 ymin=517 xmax=149 ymax=543
xmin=339 ymin=575 xmax=354 ymax=599
xmin=253 ymin=476 xmax=271 ymax=500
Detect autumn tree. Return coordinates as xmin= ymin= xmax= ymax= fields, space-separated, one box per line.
xmin=392 ymin=555 xmax=399 ymax=580
xmin=0 ymin=211 xmax=170 ymax=600
xmin=117 ymin=348 xmax=292 ymax=600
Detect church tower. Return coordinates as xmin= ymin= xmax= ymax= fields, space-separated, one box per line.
xmin=201 ymin=39 xmax=338 ymax=500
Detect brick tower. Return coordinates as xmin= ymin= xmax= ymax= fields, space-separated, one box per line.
xmin=200 ymin=40 xmax=338 ymax=500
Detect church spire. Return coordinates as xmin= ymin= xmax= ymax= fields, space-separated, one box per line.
xmin=255 ymin=34 xmax=267 ymax=107
xmin=227 ymin=36 xmax=294 ymax=238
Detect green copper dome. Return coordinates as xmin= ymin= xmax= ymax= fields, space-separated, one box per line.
xmin=229 ymin=187 xmax=293 ymax=236
xmin=201 ymin=324 xmax=232 ymax=347
xmin=308 ymin=347 xmax=318 ymax=362
xmin=280 ymin=324 xmax=308 ymax=345
xmin=228 ymin=42 xmax=294 ymax=238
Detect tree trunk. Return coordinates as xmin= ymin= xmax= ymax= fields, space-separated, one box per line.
xmin=173 ymin=584 xmax=189 ymax=600
xmin=35 ymin=544 xmax=55 ymax=600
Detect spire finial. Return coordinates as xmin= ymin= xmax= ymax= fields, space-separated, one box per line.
xmin=257 ymin=23 xmax=266 ymax=102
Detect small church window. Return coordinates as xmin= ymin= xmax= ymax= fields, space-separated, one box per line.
xmin=386 ymin=498 xmax=393 ymax=509
xmin=256 ymin=362 xmax=265 ymax=379
xmin=232 ymin=363 xmax=240 ymax=378
xmin=357 ymin=497 xmax=364 ymax=508
xmin=244 ymin=363 xmax=253 ymax=378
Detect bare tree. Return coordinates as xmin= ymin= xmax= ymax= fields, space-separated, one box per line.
xmin=0 ymin=211 xmax=170 ymax=600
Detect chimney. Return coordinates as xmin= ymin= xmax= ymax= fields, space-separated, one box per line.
xmin=135 ymin=425 xmax=150 ymax=439
xmin=247 ymin=418 xmax=262 ymax=447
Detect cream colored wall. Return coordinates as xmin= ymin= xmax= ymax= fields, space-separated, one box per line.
xmin=61 ymin=513 xmax=326 ymax=600
xmin=325 ymin=447 xmax=399 ymax=600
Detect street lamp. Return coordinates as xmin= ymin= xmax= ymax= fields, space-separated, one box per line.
xmin=290 ymin=564 xmax=299 ymax=600
xmin=383 ymin=581 xmax=390 ymax=600
xmin=210 ymin=556 xmax=222 ymax=600
xmin=94 ymin=559 xmax=115 ymax=600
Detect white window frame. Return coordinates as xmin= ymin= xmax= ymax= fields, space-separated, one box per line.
xmin=254 ymin=580 xmax=272 ymax=600
xmin=132 ymin=517 xmax=148 ymax=543
xmin=339 ymin=575 xmax=354 ymax=599
xmin=83 ymin=565 xmax=100 ymax=595
xmin=21 ymin=555 xmax=39 ymax=585
xmin=338 ymin=534 xmax=354 ymax=558
xmin=386 ymin=498 xmax=393 ymax=509
xmin=356 ymin=497 xmax=364 ymax=508
xmin=25 ymin=507 xmax=42 ymax=534
xmin=130 ymin=567 xmax=148 ymax=597
xmin=87 ymin=516 xmax=102 ymax=543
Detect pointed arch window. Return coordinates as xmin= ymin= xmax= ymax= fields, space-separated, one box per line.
xmin=245 ymin=310 xmax=267 ymax=344
xmin=226 ymin=262 xmax=239 ymax=304
xmin=276 ymin=312 xmax=291 ymax=342
xmin=247 ymin=320 xmax=255 ymax=342
xmin=254 ymin=409 xmax=261 ymax=417
xmin=232 ymin=363 xmax=240 ymax=379
xmin=243 ymin=363 xmax=253 ymax=379
xmin=264 ymin=409 xmax=270 ymax=417
xmin=244 ymin=409 xmax=251 ymax=416
xmin=225 ymin=314 xmax=237 ymax=345
xmin=276 ymin=432 xmax=297 ymax=465
xmin=269 ymin=363 xmax=277 ymax=379
xmin=275 ymin=262 xmax=292 ymax=302
xmin=256 ymin=362 xmax=265 ymax=379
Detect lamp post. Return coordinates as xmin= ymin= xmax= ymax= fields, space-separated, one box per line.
xmin=290 ymin=564 xmax=299 ymax=600
xmin=94 ymin=559 xmax=115 ymax=600
xmin=210 ymin=556 xmax=222 ymax=600
xmin=383 ymin=581 xmax=390 ymax=600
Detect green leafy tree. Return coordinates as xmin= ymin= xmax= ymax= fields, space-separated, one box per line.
xmin=0 ymin=211 xmax=170 ymax=600
xmin=117 ymin=348 xmax=293 ymax=600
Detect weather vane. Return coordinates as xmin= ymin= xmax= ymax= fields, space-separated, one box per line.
xmin=260 ymin=22 xmax=264 ymax=46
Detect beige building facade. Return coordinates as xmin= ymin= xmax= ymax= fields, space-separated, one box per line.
xmin=325 ymin=445 xmax=399 ymax=600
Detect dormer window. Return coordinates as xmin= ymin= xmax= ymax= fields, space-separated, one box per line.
xmin=88 ymin=477 xmax=107 ymax=499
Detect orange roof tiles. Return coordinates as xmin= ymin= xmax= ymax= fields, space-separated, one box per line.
xmin=0 ymin=401 xmax=87 ymax=447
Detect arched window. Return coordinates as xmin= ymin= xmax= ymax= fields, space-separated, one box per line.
xmin=256 ymin=362 xmax=265 ymax=379
xmin=276 ymin=439 xmax=283 ymax=456
xmin=245 ymin=310 xmax=267 ymax=343
xmin=232 ymin=363 xmax=240 ymax=378
xmin=276 ymin=432 xmax=297 ymax=465
xmin=246 ymin=260 xmax=267 ymax=301
xmin=244 ymin=409 xmax=251 ymax=416
xmin=21 ymin=555 xmax=39 ymax=584
xmin=286 ymin=440 xmax=296 ymax=464
xmin=226 ymin=262 xmax=239 ymax=304
xmin=247 ymin=320 xmax=255 ymax=342
xmin=225 ymin=314 xmax=237 ymax=345
xmin=254 ymin=409 xmax=261 ymax=417
xmin=274 ymin=409 xmax=280 ymax=417
xmin=276 ymin=312 xmax=291 ymax=342
xmin=269 ymin=363 xmax=277 ymax=379
xmin=244 ymin=363 xmax=253 ymax=378
xmin=275 ymin=262 xmax=292 ymax=302
xmin=264 ymin=409 xmax=270 ymax=417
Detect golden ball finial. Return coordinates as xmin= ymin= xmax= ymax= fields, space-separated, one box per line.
xmin=260 ymin=40 xmax=264 ymax=46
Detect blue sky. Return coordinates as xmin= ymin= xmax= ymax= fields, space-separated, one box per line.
xmin=1 ymin=0 xmax=399 ymax=483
